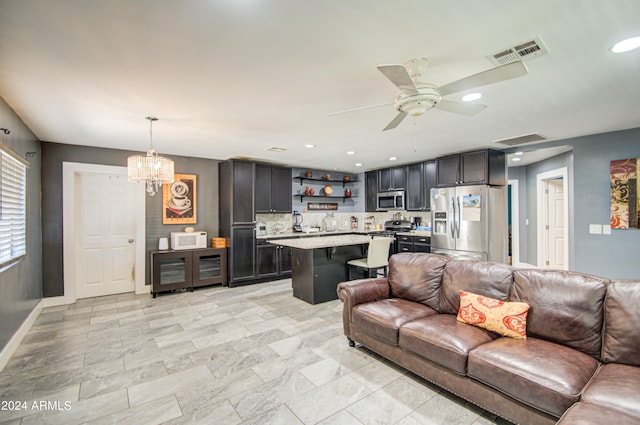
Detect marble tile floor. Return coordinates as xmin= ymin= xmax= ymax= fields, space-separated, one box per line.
xmin=0 ymin=279 xmax=514 ymax=425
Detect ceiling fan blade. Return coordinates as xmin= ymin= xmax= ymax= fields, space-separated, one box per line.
xmin=382 ymin=111 xmax=408 ymax=131
xmin=377 ymin=64 xmax=418 ymax=94
xmin=328 ymin=102 xmax=395 ymax=116
xmin=438 ymin=61 xmax=528 ymax=96
xmin=436 ymin=99 xmax=487 ymax=116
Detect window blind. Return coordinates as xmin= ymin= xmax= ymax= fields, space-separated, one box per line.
xmin=0 ymin=144 xmax=27 ymax=268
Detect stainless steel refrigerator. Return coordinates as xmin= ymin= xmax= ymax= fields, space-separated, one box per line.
xmin=430 ymin=185 xmax=507 ymax=262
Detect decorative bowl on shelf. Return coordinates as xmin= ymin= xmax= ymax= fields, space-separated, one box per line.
xmin=321 ymin=174 xmax=331 ymax=180
xmin=305 ymin=170 xmax=312 ymax=178
xmin=323 ymin=185 xmax=333 ymax=196
xmin=343 ymin=175 xmax=351 ymax=182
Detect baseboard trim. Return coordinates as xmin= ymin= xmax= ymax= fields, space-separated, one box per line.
xmin=41 ymin=296 xmax=68 ymax=307
xmin=0 ymin=300 xmax=44 ymax=372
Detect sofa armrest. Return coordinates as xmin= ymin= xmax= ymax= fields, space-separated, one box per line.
xmin=337 ymin=278 xmax=390 ymax=340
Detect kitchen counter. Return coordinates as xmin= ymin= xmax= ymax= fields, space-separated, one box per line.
xmin=395 ymin=230 xmax=432 ymax=237
xmin=268 ymin=234 xmax=373 ymax=250
xmin=257 ymin=229 xmax=378 ymax=240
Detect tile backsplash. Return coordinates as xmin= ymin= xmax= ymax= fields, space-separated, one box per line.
xmin=256 ymin=211 xmax=431 ymax=234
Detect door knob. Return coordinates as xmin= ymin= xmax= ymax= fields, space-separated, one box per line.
xmin=128 ymin=238 xmax=134 ymax=243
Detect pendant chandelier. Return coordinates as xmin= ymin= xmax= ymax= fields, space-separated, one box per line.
xmin=127 ymin=116 xmax=175 ymax=196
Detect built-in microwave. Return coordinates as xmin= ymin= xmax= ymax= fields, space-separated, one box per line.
xmin=170 ymin=231 xmax=207 ymax=250
xmin=377 ymin=190 xmax=405 ymax=211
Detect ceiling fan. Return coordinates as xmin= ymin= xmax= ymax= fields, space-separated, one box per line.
xmin=331 ymin=58 xmax=528 ymax=131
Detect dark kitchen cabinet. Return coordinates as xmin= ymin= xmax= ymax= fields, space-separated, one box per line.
xmin=378 ymin=166 xmax=407 ymax=191
xmin=220 ymin=159 xmax=257 ymax=285
xmin=406 ymin=161 xmax=436 ymax=211
xmin=396 ymin=235 xmax=431 ymax=253
xmin=229 ymin=226 xmax=256 ymax=284
xmin=255 ymin=164 xmax=292 ymax=213
xmin=436 ymin=149 xmax=505 ymax=187
xmin=365 ymin=171 xmax=378 ymax=212
xmin=220 ymin=160 xmax=255 ymax=225
xmin=257 ymin=240 xmax=292 ymax=278
xmin=151 ymin=248 xmax=227 ymax=296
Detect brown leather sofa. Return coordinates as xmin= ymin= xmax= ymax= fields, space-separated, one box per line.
xmin=337 ymin=253 xmax=640 ymax=425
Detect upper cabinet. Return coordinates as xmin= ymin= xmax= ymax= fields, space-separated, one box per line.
xmin=436 ymin=149 xmax=506 ymax=187
xmin=378 ymin=166 xmax=407 ymax=191
xmin=406 ymin=161 xmax=436 ymax=211
xmin=255 ymin=164 xmax=292 ymax=213
xmin=219 ymin=159 xmax=255 ymax=226
xmin=365 ymin=170 xmax=378 ymax=212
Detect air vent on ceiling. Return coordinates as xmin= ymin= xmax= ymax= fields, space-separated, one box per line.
xmin=493 ymin=133 xmax=548 ymax=147
xmin=265 ymin=146 xmax=287 ymax=153
xmin=488 ymin=37 xmax=549 ymax=66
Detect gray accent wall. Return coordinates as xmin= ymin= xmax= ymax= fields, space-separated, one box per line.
xmin=508 ymin=127 xmax=640 ymax=279
xmin=41 ymin=142 xmax=220 ymax=297
xmin=0 ymin=97 xmax=42 ymax=351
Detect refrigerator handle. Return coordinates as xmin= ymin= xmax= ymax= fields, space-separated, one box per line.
xmin=450 ymin=196 xmax=456 ymax=238
xmin=456 ymin=196 xmax=462 ymax=239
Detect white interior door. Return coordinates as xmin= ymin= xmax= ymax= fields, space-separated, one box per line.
xmin=546 ymin=178 xmax=566 ymax=269
xmin=75 ymin=171 xmax=136 ymax=299
xmin=537 ymin=167 xmax=569 ymax=271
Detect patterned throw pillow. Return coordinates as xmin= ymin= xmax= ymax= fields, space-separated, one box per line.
xmin=456 ymin=290 xmax=530 ymax=339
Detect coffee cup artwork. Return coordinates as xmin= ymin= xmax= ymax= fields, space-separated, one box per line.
xmin=162 ymin=173 xmax=197 ymax=224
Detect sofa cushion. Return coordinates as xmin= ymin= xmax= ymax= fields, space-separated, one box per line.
xmin=351 ymin=298 xmax=436 ymax=345
xmin=602 ymin=280 xmax=640 ymax=366
xmin=468 ymin=337 xmax=599 ymax=418
xmin=399 ymin=314 xmax=498 ymax=374
xmin=439 ymin=260 xmax=513 ymax=315
xmin=557 ymin=402 xmax=640 ymax=425
xmin=457 ymin=290 xmax=530 ymax=338
xmin=581 ymin=363 xmax=640 ymax=419
xmin=387 ymin=253 xmax=449 ymax=311
xmin=511 ymin=269 xmax=608 ymax=359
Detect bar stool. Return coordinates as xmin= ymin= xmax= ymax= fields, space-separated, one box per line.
xmin=347 ymin=237 xmax=393 ymax=280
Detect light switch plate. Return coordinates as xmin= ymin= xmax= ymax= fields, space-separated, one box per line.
xmin=589 ymin=224 xmax=602 ymax=234
xmin=603 ymin=224 xmax=612 ymax=235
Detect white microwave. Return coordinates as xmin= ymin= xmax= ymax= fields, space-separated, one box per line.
xmin=377 ymin=190 xmax=405 ymax=211
xmin=170 ymin=232 xmax=207 ymax=250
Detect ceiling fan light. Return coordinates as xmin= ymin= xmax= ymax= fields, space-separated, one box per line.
xmin=407 ymin=105 xmax=429 ymax=116
xmin=611 ymin=36 xmax=640 ymax=53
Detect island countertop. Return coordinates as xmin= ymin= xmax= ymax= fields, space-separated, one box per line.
xmin=269 ymin=234 xmax=373 ymax=250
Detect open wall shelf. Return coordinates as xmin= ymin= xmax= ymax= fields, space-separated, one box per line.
xmin=293 ymin=176 xmax=358 ymax=187
xmin=293 ymin=194 xmax=357 ymax=203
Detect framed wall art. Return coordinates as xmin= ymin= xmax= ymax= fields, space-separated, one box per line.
xmin=162 ymin=173 xmax=197 ymax=224
xmin=610 ymin=158 xmax=639 ymax=229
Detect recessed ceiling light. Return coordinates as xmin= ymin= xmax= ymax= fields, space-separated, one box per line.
xmin=346 ymin=150 xmax=356 ymax=155
xmin=511 ymin=157 xmax=521 ymax=162
xmin=304 ymin=144 xmax=316 ymax=148
xmin=514 ymin=151 xmax=524 ymax=156
xmin=611 ymin=36 xmax=640 ymax=53
xmin=462 ymin=93 xmax=482 ymax=102
xmin=389 ymin=156 xmax=397 ymax=161
xmin=355 ymin=163 xmax=363 ymax=167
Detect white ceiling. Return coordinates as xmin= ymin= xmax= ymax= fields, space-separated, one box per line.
xmin=1 ymin=1 xmax=639 ymax=172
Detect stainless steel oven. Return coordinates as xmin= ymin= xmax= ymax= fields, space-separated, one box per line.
xmin=377 ymin=190 xmax=405 ymax=211
xmin=383 ymin=219 xmax=412 ymax=254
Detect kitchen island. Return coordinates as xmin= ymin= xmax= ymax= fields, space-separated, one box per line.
xmin=269 ymin=234 xmax=372 ymax=304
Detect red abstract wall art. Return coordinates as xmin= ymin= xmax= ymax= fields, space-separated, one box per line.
xmin=610 ymin=158 xmax=639 ymax=229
